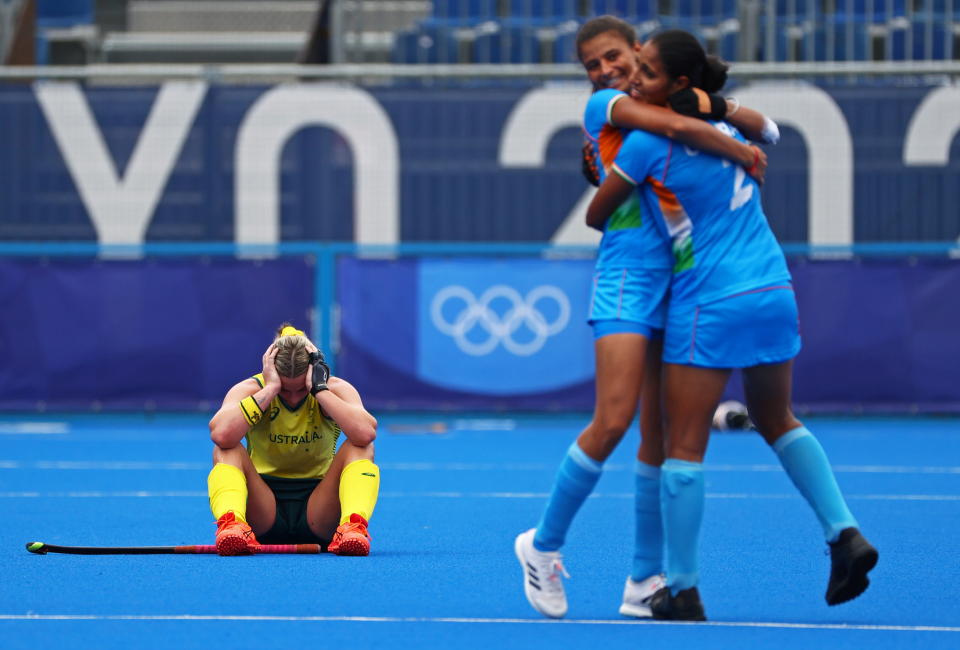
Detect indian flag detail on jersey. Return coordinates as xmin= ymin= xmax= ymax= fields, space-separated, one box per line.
xmin=646 ymin=177 xmax=695 ymax=273
xmin=607 ymin=192 xmax=641 ymax=231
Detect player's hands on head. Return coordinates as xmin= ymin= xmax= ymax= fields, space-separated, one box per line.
xmin=304 ymin=341 xmax=329 ymax=395
xmin=307 ymin=352 xmax=330 ymax=395
xmin=262 ymin=343 xmax=281 ymax=390
xmin=668 ymin=87 xmax=727 ymax=121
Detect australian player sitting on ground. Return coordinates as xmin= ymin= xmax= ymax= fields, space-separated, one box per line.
xmin=206 ymin=323 xmax=379 ymax=556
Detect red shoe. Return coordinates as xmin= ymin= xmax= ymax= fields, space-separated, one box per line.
xmin=215 ymin=511 xmax=259 ymax=556
xmin=328 ymin=513 xmax=371 ymax=556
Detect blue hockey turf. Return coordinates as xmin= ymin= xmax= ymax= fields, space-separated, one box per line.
xmin=1 ymin=413 xmax=958 ymax=648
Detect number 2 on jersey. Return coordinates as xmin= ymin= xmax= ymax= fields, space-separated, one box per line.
xmin=729 ymin=165 xmax=753 ymax=211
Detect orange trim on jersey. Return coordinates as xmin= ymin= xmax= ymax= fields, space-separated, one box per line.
xmin=646 ymin=177 xmax=683 ymax=214
xmin=598 ymin=124 xmax=624 ymax=169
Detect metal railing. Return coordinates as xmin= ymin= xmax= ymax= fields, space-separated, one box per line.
xmin=20 ymin=0 xmax=960 ymax=65
xmin=1 ymin=59 xmax=959 ymax=83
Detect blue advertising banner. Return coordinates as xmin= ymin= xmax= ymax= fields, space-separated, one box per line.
xmin=336 ymin=254 xmax=596 ymax=411
xmin=0 ymin=250 xmax=956 ymax=413
xmin=0 ymin=257 xmax=313 ymax=411
xmin=416 ymin=258 xmax=594 ymax=395
xmin=339 ymin=255 xmax=960 ymax=414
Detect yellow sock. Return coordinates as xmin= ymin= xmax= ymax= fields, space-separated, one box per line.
xmin=208 ymin=463 xmax=248 ymax=522
xmin=339 ymin=459 xmax=380 ymax=525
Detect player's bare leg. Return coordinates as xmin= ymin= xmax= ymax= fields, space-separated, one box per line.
xmin=743 ymin=361 xmax=877 ymax=605
xmin=620 ymin=338 xmax=667 ymax=618
xmin=305 ymin=441 xmax=377 ymax=555
xmin=519 ymin=333 xmax=648 ymax=618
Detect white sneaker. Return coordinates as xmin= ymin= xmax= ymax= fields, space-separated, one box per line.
xmin=514 ymin=528 xmax=570 ymax=618
xmin=618 ymin=574 xmax=666 ymax=618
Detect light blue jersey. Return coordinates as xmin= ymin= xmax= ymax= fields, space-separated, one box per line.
xmin=583 ymin=89 xmax=672 ymax=271
xmin=612 ymin=123 xmax=791 ymax=306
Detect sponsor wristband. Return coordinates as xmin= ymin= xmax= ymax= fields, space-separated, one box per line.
xmin=239 ymin=395 xmax=264 ymax=427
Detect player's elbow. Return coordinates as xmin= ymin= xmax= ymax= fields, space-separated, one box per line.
xmin=351 ymin=417 xmax=378 ymax=447
xmin=209 ymin=421 xmax=237 ymax=449
xmin=359 ymin=422 xmax=378 ymax=446
xmin=662 ymin=116 xmax=689 ymax=140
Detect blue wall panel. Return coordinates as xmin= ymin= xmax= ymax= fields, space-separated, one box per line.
xmin=0 ymin=257 xmax=314 ymax=410
xmin=1 ymin=83 xmax=958 ymax=244
xmin=340 ymin=256 xmax=960 ymax=414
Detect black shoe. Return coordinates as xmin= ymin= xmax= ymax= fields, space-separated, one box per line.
xmin=826 ymin=527 xmax=879 ymax=606
xmin=650 ymin=586 xmax=707 ymax=621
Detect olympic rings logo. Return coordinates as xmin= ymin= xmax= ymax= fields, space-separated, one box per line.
xmin=430 ymin=284 xmax=570 ymax=357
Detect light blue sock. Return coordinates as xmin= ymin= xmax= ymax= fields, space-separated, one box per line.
xmin=534 ymin=441 xmax=603 ymax=551
xmin=773 ymin=426 xmax=858 ymax=542
xmin=660 ymin=458 xmax=704 ymax=595
xmin=631 ymin=461 xmax=663 ymax=582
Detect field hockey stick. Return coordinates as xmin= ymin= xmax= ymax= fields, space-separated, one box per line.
xmin=26 ymin=541 xmax=321 ymax=555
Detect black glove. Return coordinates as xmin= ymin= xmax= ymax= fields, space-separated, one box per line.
xmin=668 ymin=87 xmax=727 ymax=121
xmin=308 ymin=351 xmax=330 ymax=394
xmin=581 ymin=138 xmax=600 ymax=187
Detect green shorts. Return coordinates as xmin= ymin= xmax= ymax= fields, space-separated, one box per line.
xmin=259 ymin=474 xmax=329 ymax=548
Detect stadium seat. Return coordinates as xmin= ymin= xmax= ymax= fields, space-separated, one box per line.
xmin=392 ymin=25 xmax=465 ymax=63
xmin=35 ymin=0 xmax=95 ymax=64
xmin=516 ymin=0 xmax=581 ymax=22
xmin=590 ymin=0 xmax=656 ymax=21
xmin=37 ymin=0 xmax=93 ymax=23
xmin=472 ymin=23 xmax=545 ymax=63
xmin=891 ymin=20 xmax=950 ymax=60
xmin=673 ymin=0 xmax=738 ymax=20
xmin=429 ymin=0 xmax=498 ymax=26
xmin=553 ymin=27 xmax=580 ymax=63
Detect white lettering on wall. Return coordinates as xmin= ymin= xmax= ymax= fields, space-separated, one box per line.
xmin=501 ymin=82 xmax=856 ymax=247
xmin=733 ymin=82 xmax=854 ymax=246
xmin=904 ymin=86 xmax=960 ymax=166
xmin=903 ymin=86 xmax=960 ymax=243
xmin=234 ymin=84 xmax=399 ymax=246
xmin=498 ymin=85 xmax=600 ymax=246
xmin=34 ymin=81 xmax=206 ymax=246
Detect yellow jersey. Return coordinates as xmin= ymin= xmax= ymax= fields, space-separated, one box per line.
xmin=244 ymin=373 xmax=342 ymax=479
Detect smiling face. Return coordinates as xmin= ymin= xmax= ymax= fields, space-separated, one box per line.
xmin=578 ymin=30 xmax=642 ymax=92
xmin=633 ymin=40 xmax=689 ymax=107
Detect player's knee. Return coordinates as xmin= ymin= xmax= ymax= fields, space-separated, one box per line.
xmin=341 ymin=440 xmax=375 ymax=461
xmin=593 ymin=409 xmax=633 ymax=439
xmin=212 ymin=444 xmax=245 ymax=466
xmin=753 ymin=414 xmax=802 ymax=445
xmin=665 ymin=435 xmax=706 ymax=463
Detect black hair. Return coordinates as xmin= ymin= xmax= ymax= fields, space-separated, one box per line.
xmin=649 ymin=29 xmax=729 ymax=93
xmin=575 ymin=15 xmax=637 ymax=61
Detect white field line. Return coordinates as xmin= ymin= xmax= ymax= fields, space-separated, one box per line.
xmin=2 ymin=461 xmax=960 ymax=474
xmin=0 ymin=613 xmax=956 ymax=632
xmin=0 ymin=491 xmax=958 ymax=501
xmin=0 ymin=423 xmax=69 ymax=435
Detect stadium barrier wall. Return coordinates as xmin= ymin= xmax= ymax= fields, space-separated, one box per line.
xmin=0 ymin=243 xmax=957 ymax=414
xmin=1 ymin=80 xmax=959 ymax=246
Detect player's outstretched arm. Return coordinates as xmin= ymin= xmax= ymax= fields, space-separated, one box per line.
xmin=667 ymin=87 xmax=780 ymax=146
xmin=609 ymin=98 xmax=756 ymax=169
xmin=585 ymin=171 xmax=635 ymax=231
xmin=723 ymin=100 xmax=780 ymax=145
